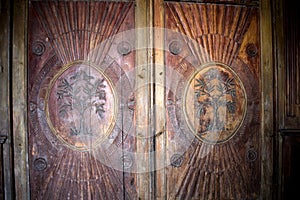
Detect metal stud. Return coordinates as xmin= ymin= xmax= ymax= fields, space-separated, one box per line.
xmin=117 ymin=41 xmax=132 ymax=56
xmin=34 ymin=157 xmax=47 ymax=171
xmin=246 ymin=43 xmax=258 ymax=57
xmin=32 ymin=41 xmax=46 ymax=56
xmin=246 ymin=148 xmax=257 ymax=162
xmin=169 ymin=40 xmax=182 ymax=55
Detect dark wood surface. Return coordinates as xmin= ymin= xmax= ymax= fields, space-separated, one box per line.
xmin=0 ymin=0 xmax=281 ymax=199
xmin=0 ymin=0 xmax=13 ymax=199
xmin=28 ymin=1 xmax=136 ymax=199
xmin=163 ymin=2 xmax=261 ymax=199
xmin=281 ymin=131 xmax=300 ymax=200
xmin=282 ymin=0 xmax=300 ymax=128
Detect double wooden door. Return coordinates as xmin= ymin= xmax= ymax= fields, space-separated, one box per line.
xmin=28 ymin=0 xmax=262 ymax=199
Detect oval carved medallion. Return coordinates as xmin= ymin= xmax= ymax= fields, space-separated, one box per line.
xmin=45 ymin=61 xmax=117 ymax=151
xmin=184 ymin=62 xmax=247 ymax=143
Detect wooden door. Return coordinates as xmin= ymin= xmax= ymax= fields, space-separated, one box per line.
xmin=27 ymin=0 xmax=268 ymax=199
xmin=28 ymin=1 xmax=137 ymax=199
xmin=156 ymin=1 xmax=261 ymax=199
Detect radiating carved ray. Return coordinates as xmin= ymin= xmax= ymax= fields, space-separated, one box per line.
xmin=164 ymin=3 xmax=258 ymax=192
xmin=60 ymin=4 xmax=73 ymax=62
xmin=33 ymin=2 xmax=132 ymax=65
xmin=166 ymin=3 xmax=253 ymax=66
xmin=90 ymin=151 xmax=103 ymax=197
xmin=41 ymin=149 xmax=68 ymax=199
xmin=37 ymin=138 xmax=128 ymax=199
xmin=59 ymin=150 xmax=74 ymax=199
xmin=34 ymin=2 xmax=66 ymax=63
xmin=172 ymin=140 xmax=252 ymax=199
xmin=57 ymin=150 xmax=73 ymax=199
xmin=92 ymin=3 xmax=109 ymax=56
xmin=30 ymin=2 xmax=134 ymax=198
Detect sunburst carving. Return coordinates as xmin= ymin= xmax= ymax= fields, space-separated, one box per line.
xmin=32 ymin=149 xmax=128 ymax=199
xmin=165 ymin=2 xmax=260 ymax=199
xmin=166 ymin=3 xmax=253 ymax=65
xmin=29 ymin=1 xmax=136 ymax=199
xmin=32 ymin=1 xmax=133 ymax=64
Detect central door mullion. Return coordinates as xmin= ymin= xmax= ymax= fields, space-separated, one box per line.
xmin=135 ymin=0 xmax=156 ymax=199
xmin=153 ymin=0 xmax=167 ymax=198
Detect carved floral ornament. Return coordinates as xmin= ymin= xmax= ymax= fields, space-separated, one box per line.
xmin=43 ymin=60 xmax=246 ymax=150
xmin=183 ymin=62 xmax=247 ymax=144
xmin=44 ymin=60 xmax=117 ymax=151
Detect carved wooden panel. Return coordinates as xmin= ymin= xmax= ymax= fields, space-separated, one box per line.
xmin=283 ymin=0 xmax=300 ymax=128
xmin=28 ymin=1 xmax=137 ymax=199
xmin=281 ymin=130 xmax=300 ymax=200
xmin=184 ymin=63 xmax=247 ymax=143
xmin=165 ymin=0 xmax=259 ymax=7
xmin=164 ymin=2 xmax=261 ymax=199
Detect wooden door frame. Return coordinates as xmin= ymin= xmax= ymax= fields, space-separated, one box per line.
xmin=0 ymin=0 xmax=14 ymax=199
xmin=260 ymin=0 xmax=275 ymax=198
xmin=9 ymin=0 xmax=274 ymax=199
xmin=11 ymin=0 xmax=30 ymax=199
xmin=272 ymin=0 xmax=299 ymax=199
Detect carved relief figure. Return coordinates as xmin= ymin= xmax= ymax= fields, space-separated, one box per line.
xmin=56 ymin=69 xmax=107 ymax=136
xmin=186 ymin=64 xmax=246 ymax=143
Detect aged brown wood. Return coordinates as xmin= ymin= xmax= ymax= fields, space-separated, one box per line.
xmin=12 ymin=0 xmax=30 ymax=199
xmin=135 ymin=0 xmax=156 ymax=199
xmin=0 ymin=0 xmax=11 ymax=198
xmin=273 ymin=0 xmax=300 ymax=199
xmin=260 ymin=0 xmax=274 ymax=198
xmin=280 ymin=131 xmax=300 ymax=200
xmin=165 ymin=0 xmax=260 ymax=6
xmin=153 ymin=0 xmax=167 ymax=199
xmin=272 ymin=0 xmax=283 ymax=199
xmin=0 ymin=0 xmax=15 ymax=199
xmin=282 ymin=0 xmax=300 ymax=128
xmin=163 ymin=2 xmax=261 ymax=199
xmin=0 ymin=145 xmax=3 ymax=200
xmin=28 ymin=1 xmax=137 ymax=199
xmin=7 ymin=0 xmax=276 ymax=199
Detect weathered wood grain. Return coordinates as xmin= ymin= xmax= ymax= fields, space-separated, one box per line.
xmin=260 ymin=0 xmax=274 ymax=198
xmin=28 ymin=1 xmax=136 ymax=199
xmin=164 ymin=2 xmax=261 ymax=199
xmin=12 ymin=0 xmax=30 ymax=199
xmin=0 ymin=0 xmax=13 ymax=199
xmin=13 ymin=0 xmax=275 ymax=199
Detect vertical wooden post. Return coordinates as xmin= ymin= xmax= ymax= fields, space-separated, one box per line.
xmin=272 ymin=0 xmax=284 ymax=198
xmin=12 ymin=0 xmax=30 ymax=199
xmin=0 ymin=0 xmax=14 ymax=199
xmin=260 ymin=0 xmax=274 ymax=198
xmin=135 ymin=0 xmax=155 ymax=198
xmin=153 ymin=0 xmax=166 ymax=199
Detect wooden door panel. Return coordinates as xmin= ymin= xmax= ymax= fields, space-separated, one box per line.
xmin=164 ymin=2 xmax=260 ymax=199
xmin=28 ymin=1 xmax=136 ymax=199
xmin=27 ymin=1 xmax=263 ymax=199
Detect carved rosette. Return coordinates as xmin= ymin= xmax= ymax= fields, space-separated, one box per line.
xmin=32 ymin=41 xmax=45 ymax=56
xmin=45 ymin=61 xmax=117 ymax=151
xmin=184 ymin=63 xmax=247 ymax=143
